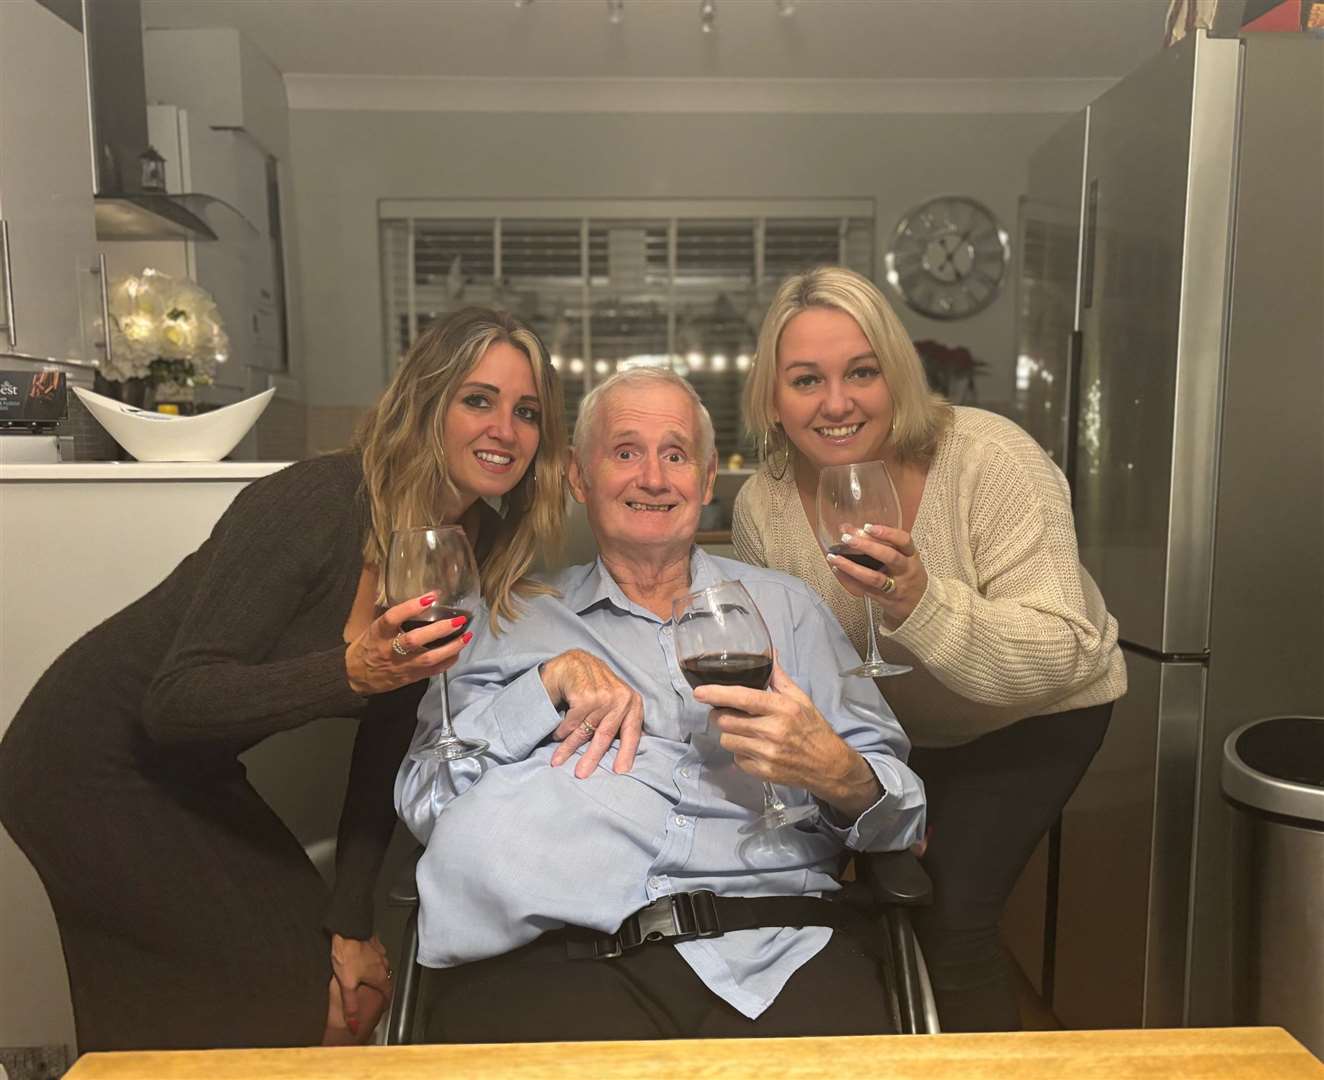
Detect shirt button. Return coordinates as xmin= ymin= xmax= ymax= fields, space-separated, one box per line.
xmin=648 ymin=877 xmax=663 ymax=890
xmin=673 ymin=815 xmax=689 ymax=828
xmin=680 ymin=767 xmax=693 ymax=779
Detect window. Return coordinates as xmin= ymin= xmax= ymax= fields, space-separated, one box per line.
xmin=380 ymin=199 xmax=874 ymax=460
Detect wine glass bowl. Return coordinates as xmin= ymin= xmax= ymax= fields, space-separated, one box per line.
xmin=815 ymin=462 xmax=914 ymax=679
xmin=387 ymin=526 xmax=488 ymax=762
xmin=672 ymin=580 xmax=818 ymax=834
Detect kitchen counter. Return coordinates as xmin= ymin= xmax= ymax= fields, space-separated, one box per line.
xmin=0 ymin=461 xmax=291 ymax=481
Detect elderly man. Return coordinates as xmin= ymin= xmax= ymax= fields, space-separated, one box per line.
xmin=396 ymin=367 xmax=925 ymax=1043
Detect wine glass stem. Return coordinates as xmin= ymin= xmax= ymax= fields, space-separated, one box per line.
xmin=863 ymin=597 xmax=884 ymax=664
xmin=762 ymin=782 xmax=786 ymax=815
xmin=437 ymin=672 xmax=456 ymax=739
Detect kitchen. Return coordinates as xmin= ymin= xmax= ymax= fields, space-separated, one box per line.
xmin=0 ymin=1 xmax=1321 ymax=1076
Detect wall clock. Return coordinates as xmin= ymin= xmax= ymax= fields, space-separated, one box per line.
xmin=884 ymin=196 xmax=1010 ymax=320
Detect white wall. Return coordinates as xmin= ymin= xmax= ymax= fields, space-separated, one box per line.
xmin=288 ymin=109 xmax=1066 ymax=424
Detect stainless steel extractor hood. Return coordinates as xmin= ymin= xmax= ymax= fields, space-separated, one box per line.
xmin=79 ymin=0 xmax=218 ymax=241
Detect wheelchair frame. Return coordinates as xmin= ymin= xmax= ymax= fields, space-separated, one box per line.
xmin=383 ymin=848 xmax=939 ymax=1042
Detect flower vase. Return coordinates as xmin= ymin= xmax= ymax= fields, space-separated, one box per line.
xmin=94 ymin=371 xmax=151 ymax=410
xmin=153 ymin=378 xmax=196 ymax=415
xmin=92 ymin=372 xmax=153 ymax=460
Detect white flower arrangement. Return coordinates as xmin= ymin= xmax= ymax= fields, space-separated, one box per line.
xmin=101 ymin=268 xmax=230 ymax=388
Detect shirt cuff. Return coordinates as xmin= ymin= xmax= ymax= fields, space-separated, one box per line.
xmin=490 ymin=665 xmax=564 ymax=760
xmin=815 ymin=755 xmax=907 ymax=851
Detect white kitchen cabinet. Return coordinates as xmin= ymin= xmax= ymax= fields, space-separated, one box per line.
xmin=0 ymin=0 xmax=102 ymax=363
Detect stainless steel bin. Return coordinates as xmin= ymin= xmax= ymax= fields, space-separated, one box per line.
xmin=1222 ymin=716 xmax=1324 ymax=1059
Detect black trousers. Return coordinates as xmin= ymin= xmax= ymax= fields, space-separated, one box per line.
xmin=424 ymin=928 xmax=897 ymax=1042
xmin=907 ymin=702 xmax=1112 ymax=1032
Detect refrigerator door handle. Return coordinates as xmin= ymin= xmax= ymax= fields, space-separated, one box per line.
xmin=91 ymin=254 xmax=112 ymax=362
xmin=1064 ymin=328 xmax=1083 ymax=500
xmin=1081 ymin=178 xmax=1099 ymax=310
xmin=0 ymin=219 xmax=16 ymax=347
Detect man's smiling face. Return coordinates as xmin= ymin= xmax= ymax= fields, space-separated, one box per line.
xmin=569 ymin=382 xmax=716 ymax=564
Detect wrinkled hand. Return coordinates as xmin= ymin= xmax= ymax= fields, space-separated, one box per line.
xmin=328 ymin=933 xmax=392 ymax=1041
xmin=694 ymin=659 xmax=882 ymax=818
xmin=826 ymin=524 xmax=928 ymax=628
xmin=540 ymin=649 xmax=642 ymax=778
xmin=344 ymin=593 xmax=473 ymax=696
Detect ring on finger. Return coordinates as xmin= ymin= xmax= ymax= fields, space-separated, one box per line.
xmin=391 ymin=633 xmax=412 ymax=657
xmin=578 ymin=718 xmax=597 ymax=738
xmin=879 ymin=575 xmax=897 ymax=595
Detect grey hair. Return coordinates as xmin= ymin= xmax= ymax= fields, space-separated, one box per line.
xmin=572 ymin=366 xmax=716 ymax=466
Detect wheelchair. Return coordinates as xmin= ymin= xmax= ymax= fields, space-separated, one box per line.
xmin=382 ymin=847 xmax=941 ymax=1042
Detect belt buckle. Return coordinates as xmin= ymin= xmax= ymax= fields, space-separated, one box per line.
xmin=616 ymin=890 xmax=723 ymax=954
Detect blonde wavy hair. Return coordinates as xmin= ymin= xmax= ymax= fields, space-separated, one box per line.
xmin=354 ymin=306 xmax=566 ymax=630
xmin=743 ymin=266 xmax=952 ymax=468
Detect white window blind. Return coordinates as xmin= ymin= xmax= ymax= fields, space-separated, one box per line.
xmin=380 ymin=200 xmax=874 ymax=460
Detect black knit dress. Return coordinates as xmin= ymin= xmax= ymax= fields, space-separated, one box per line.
xmin=0 ymin=453 xmax=425 ymax=1052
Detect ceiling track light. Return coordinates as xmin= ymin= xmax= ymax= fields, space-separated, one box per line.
xmin=699 ymin=0 xmax=716 ymax=33
xmin=607 ymin=0 xmax=625 ymax=23
xmin=776 ymin=0 xmax=796 ymax=15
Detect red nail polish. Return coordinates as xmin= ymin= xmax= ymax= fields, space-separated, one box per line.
xmin=451 ymin=615 xmax=467 ymax=627
xmin=419 ymin=594 xmax=436 ymax=608
xmin=461 ymin=631 xmax=473 ymax=644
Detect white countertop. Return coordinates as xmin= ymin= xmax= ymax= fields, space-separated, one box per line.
xmin=0 ymin=461 xmax=292 ymax=482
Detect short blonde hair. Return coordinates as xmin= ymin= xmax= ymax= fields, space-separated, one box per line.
xmin=573 ymin=367 xmax=716 ymax=467
xmin=743 ymin=266 xmax=952 ymax=466
xmin=354 ymin=306 xmax=566 ymax=630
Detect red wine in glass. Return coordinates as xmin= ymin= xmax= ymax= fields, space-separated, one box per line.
xmin=680 ymin=652 xmax=774 ymax=692
xmin=672 ymin=580 xmax=818 ymax=835
xmin=825 ymin=546 xmax=888 ymax=574
xmin=402 ymin=606 xmax=472 ymax=648
xmin=816 ymin=462 xmax=913 ymax=678
xmin=386 ymin=526 xmax=487 ymax=762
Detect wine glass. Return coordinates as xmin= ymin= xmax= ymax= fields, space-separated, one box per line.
xmin=816 ymin=461 xmax=914 ymax=679
xmin=387 ymin=525 xmax=488 ymax=762
xmin=672 ymin=580 xmax=819 ymax=835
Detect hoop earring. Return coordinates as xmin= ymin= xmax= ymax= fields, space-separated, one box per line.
xmin=760 ymin=428 xmax=790 ymax=481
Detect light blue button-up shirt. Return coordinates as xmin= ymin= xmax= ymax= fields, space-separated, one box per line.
xmin=395 ymin=548 xmax=925 ymax=1019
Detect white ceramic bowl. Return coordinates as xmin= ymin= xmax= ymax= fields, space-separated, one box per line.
xmin=73 ymin=386 xmax=276 ymax=462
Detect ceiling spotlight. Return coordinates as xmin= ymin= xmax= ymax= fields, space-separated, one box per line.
xmin=776 ymin=0 xmax=796 ymax=14
xmin=514 ymin=0 xmax=534 ymax=6
xmin=699 ymin=0 xmax=716 ymax=33
xmin=607 ymin=0 xmax=624 ymax=23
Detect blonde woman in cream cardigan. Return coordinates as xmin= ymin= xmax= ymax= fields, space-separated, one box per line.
xmin=733 ymin=267 xmax=1126 ymax=1033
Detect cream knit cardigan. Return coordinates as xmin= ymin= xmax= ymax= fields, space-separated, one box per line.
xmin=731 ymin=406 xmax=1127 ymax=748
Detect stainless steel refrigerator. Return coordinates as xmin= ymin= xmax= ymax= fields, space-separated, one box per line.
xmin=1014 ymin=31 xmax=1324 ymax=1030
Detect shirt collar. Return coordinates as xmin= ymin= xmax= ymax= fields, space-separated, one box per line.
xmin=564 ymin=546 xmax=721 ymax=623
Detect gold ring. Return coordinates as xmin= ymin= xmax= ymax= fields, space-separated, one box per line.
xmin=880 ymin=576 xmax=897 ymax=595
xmin=578 ymin=718 xmax=597 ymax=738
xmin=391 ymin=633 xmax=411 ymax=657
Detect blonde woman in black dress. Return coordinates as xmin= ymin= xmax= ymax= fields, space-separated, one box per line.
xmin=0 ymin=307 xmax=566 ymax=1051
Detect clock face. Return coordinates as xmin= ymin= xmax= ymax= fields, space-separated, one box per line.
xmin=884 ymin=197 xmax=1010 ymax=320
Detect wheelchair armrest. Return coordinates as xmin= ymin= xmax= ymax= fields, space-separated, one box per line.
xmin=858 ymin=850 xmax=932 ymax=907
xmin=388 ymin=846 xmax=422 ymax=907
